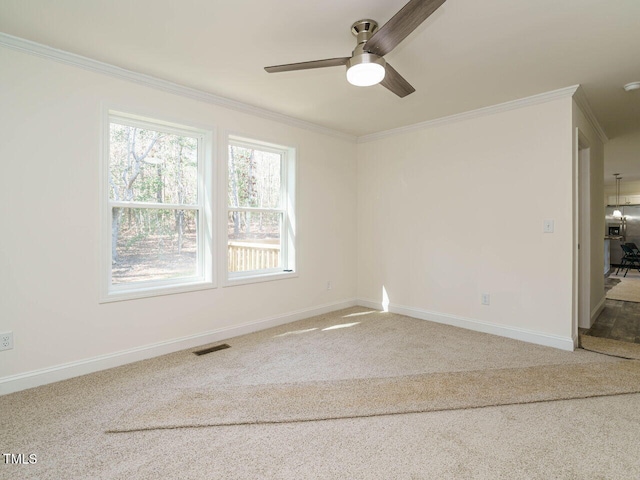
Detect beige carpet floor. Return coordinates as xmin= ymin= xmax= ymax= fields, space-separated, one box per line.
xmin=606 ymin=272 xmax=640 ymax=302
xmin=109 ymin=361 xmax=640 ymax=431
xmin=2 ymin=307 xmax=640 ymax=479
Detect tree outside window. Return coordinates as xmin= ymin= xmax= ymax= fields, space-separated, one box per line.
xmin=103 ymin=112 xmax=213 ymax=300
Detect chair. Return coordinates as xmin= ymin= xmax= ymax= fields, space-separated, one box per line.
xmin=626 ymin=242 xmax=640 ymax=255
xmin=616 ymin=243 xmax=640 ymax=277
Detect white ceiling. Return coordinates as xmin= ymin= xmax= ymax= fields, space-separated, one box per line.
xmin=1 ymin=1 xmax=639 ymax=153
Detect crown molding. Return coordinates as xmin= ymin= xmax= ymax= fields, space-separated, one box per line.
xmin=0 ymin=32 xmax=356 ymax=143
xmin=358 ymin=85 xmax=582 ymax=143
xmin=0 ymin=32 xmax=608 ymax=146
xmin=572 ymin=85 xmax=609 ymax=144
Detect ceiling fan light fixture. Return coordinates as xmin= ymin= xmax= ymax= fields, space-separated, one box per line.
xmin=264 ymin=0 xmax=448 ymax=97
xmin=346 ymin=54 xmax=386 ymax=87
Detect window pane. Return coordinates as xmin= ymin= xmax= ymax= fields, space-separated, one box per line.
xmin=112 ymin=208 xmax=198 ymax=284
xmin=109 ymin=123 xmax=198 ymax=205
xmin=228 ymin=145 xmax=281 ymax=209
xmin=228 ymin=211 xmax=281 ymax=272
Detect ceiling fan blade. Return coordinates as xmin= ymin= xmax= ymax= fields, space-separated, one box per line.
xmin=365 ymin=0 xmax=447 ymax=57
xmin=380 ymin=63 xmax=415 ymax=98
xmin=265 ymin=57 xmax=350 ymax=73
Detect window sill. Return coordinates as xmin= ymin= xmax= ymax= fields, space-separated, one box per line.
xmin=224 ymin=271 xmax=298 ymax=288
xmin=100 ymin=279 xmax=215 ymax=303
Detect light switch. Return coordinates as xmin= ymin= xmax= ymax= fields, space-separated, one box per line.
xmin=543 ymin=219 xmax=554 ymax=233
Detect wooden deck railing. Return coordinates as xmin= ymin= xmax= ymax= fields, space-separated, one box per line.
xmin=228 ymin=241 xmax=280 ymax=272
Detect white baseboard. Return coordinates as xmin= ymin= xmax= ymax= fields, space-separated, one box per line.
xmin=357 ymin=298 xmax=575 ymax=351
xmin=0 ymin=298 xmax=357 ymax=395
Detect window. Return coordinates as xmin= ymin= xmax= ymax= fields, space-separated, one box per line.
xmin=102 ymin=112 xmax=213 ymax=301
xmin=226 ymin=136 xmax=296 ymax=282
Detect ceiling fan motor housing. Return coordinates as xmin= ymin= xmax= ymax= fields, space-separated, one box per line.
xmin=346 ymin=53 xmax=386 ymax=73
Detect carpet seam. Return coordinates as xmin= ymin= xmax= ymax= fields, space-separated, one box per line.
xmin=105 ymin=390 xmax=640 ymax=433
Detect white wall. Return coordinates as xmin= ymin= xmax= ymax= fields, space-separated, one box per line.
xmin=604 ymin=179 xmax=640 ymax=200
xmin=603 ymin=129 xmax=640 ymax=202
xmin=1 ymin=42 xmax=603 ymax=393
xmin=357 ymin=97 xmax=575 ymax=347
xmin=604 ymin=130 xmax=640 ymax=191
xmin=0 ymin=47 xmax=358 ymax=391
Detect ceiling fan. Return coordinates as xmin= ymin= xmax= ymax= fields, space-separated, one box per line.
xmin=264 ymin=0 xmax=447 ymax=98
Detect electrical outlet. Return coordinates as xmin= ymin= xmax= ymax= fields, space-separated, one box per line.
xmin=481 ymin=294 xmax=490 ymax=306
xmin=327 ymin=281 xmax=332 ymax=291
xmin=0 ymin=332 xmax=13 ymax=351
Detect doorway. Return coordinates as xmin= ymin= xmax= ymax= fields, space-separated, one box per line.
xmin=580 ymin=138 xmax=640 ymax=351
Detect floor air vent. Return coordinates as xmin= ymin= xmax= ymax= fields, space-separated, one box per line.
xmin=194 ymin=344 xmax=231 ymax=356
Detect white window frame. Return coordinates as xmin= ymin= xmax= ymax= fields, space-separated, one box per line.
xmin=100 ymin=110 xmax=215 ymax=302
xmin=223 ymin=134 xmax=296 ymax=286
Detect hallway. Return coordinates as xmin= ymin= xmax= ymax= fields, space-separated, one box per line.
xmin=588 ymin=298 xmax=640 ymax=344
xmin=586 ymin=275 xmax=640 ymax=344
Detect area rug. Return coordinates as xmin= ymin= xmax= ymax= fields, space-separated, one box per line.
xmin=107 ymin=360 xmax=640 ymax=432
xmin=606 ymin=275 xmax=640 ymax=303
xmin=580 ymin=334 xmax=640 ymax=360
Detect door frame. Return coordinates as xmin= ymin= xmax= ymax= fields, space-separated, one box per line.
xmin=574 ymin=129 xmax=592 ymax=339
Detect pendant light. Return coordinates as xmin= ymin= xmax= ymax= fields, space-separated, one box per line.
xmin=613 ymin=173 xmax=623 ymax=218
